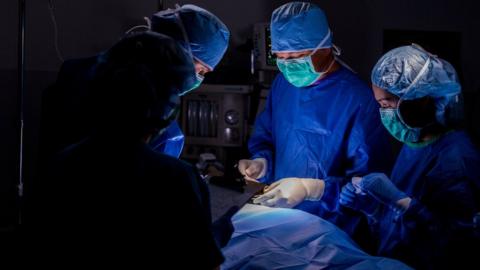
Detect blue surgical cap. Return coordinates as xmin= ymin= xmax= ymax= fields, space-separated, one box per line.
xmin=271 ymin=2 xmax=332 ymax=53
xmin=372 ymin=44 xmax=461 ymax=125
xmin=151 ymin=4 xmax=230 ymax=70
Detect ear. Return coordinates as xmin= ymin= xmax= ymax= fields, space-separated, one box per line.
xmin=311 ymin=48 xmax=334 ymax=73
xmin=399 ymin=97 xmax=437 ymax=127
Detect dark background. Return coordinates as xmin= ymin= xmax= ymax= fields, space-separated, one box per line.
xmin=1 ymin=0 xmax=480 ymax=229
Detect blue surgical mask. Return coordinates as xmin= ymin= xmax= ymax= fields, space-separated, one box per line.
xmin=379 ymin=108 xmax=422 ymax=144
xmin=277 ymin=54 xmax=334 ymax=88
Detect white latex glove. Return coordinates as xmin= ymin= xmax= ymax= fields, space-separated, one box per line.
xmin=253 ymin=177 xmax=325 ymax=208
xmin=237 ymin=158 xmax=267 ymax=182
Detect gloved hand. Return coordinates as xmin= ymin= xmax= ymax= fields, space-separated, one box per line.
xmin=359 ymin=173 xmax=408 ymax=208
xmin=237 ymin=158 xmax=267 ymax=182
xmin=253 ymin=177 xmax=325 ymax=208
xmin=339 ymin=182 xmax=379 ymax=216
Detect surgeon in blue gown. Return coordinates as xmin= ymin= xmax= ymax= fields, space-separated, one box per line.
xmin=40 ymin=4 xmax=229 ymax=160
xmin=148 ymin=4 xmax=230 ymax=155
xmin=238 ymin=2 xmax=392 ymax=235
xmin=339 ymin=44 xmax=480 ymax=270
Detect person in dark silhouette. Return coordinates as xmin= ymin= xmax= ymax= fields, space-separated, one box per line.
xmin=28 ymin=31 xmax=224 ymax=268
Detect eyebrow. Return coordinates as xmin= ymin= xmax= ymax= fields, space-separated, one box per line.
xmin=293 ymin=52 xmax=310 ymax=57
xmin=278 ymin=52 xmax=310 ymax=59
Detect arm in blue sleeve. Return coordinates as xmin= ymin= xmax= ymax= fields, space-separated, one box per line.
xmin=386 ymin=175 xmax=477 ymax=256
xmin=325 ymin=96 xmax=392 ymax=217
xmin=402 ymin=188 xmax=476 ymax=239
xmin=248 ymin=85 xmax=276 ymax=183
xmin=346 ymin=97 xmax=393 ymax=177
xmin=321 ymin=176 xmax=344 ymax=211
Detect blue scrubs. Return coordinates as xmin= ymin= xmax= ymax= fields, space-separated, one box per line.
xmin=248 ymin=66 xmax=393 ymax=233
xmin=370 ymin=131 xmax=480 ymax=269
xmin=150 ymin=121 xmax=185 ymax=158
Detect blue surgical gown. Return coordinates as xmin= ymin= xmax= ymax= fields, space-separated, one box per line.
xmin=370 ymin=131 xmax=480 ymax=270
xmin=149 ymin=121 xmax=185 ymax=158
xmin=248 ymin=66 xmax=393 ymax=233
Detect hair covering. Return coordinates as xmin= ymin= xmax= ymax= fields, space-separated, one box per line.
xmin=151 ymin=4 xmax=230 ymax=70
xmin=271 ymin=1 xmax=332 ymax=53
xmin=371 ymin=44 xmax=462 ymax=125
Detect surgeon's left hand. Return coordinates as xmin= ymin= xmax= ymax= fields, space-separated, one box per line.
xmin=359 ymin=173 xmax=411 ymax=210
xmin=339 ymin=182 xmax=380 ymax=216
xmin=253 ymin=177 xmax=325 ymax=208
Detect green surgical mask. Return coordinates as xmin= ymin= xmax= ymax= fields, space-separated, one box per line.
xmin=181 ymin=73 xmax=204 ymax=96
xmin=380 ymin=108 xmax=423 ymax=144
xmin=277 ymin=54 xmax=335 ymax=88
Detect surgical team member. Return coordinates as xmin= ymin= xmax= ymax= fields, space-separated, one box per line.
xmin=238 ymin=2 xmax=392 ymax=235
xmin=148 ymin=4 xmax=230 ymax=155
xmin=339 ymin=44 xmax=480 ymax=270
xmin=40 ymin=4 xmax=229 ymax=160
xmin=29 ymin=32 xmax=224 ymax=268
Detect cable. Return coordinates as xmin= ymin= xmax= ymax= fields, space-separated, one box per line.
xmin=18 ymin=0 xmax=26 ymax=201
xmin=158 ymin=0 xmax=165 ymax=11
xmin=124 ymin=17 xmax=151 ymax=35
xmin=48 ymin=0 xmax=64 ymax=62
xmin=124 ymin=25 xmax=150 ymax=35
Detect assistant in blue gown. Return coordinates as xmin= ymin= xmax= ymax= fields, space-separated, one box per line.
xmin=369 ymin=130 xmax=480 ymax=269
xmin=340 ymin=45 xmax=480 ymax=269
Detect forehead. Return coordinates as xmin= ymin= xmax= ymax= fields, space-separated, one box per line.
xmin=275 ymin=48 xmax=331 ymax=59
xmin=275 ymin=50 xmax=312 ymax=58
xmin=372 ymin=85 xmax=394 ymax=97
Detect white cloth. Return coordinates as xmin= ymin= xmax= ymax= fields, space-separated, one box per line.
xmin=221 ymin=204 xmax=413 ymax=270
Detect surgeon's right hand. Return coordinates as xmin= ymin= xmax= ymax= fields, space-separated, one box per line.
xmin=253 ymin=177 xmax=325 ymax=208
xmin=237 ymin=158 xmax=267 ymax=182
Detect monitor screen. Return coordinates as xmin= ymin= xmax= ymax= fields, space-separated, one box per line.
xmin=264 ymin=26 xmax=277 ymax=67
xmin=254 ymin=23 xmax=277 ymax=71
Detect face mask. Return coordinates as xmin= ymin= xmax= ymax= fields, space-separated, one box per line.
xmin=170 ymin=9 xmax=200 ymax=96
xmin=380 ymin=108 xmax=422 ymax=144
xmin=277 ymin=54 xmax=334 ymax=88
xmin=181 ymin=73 xmax=204 ymax=96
